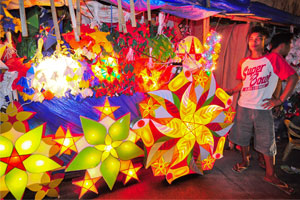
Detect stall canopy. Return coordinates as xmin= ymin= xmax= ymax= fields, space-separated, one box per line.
xmin=4 ymin=0 xmax=300 ymax=25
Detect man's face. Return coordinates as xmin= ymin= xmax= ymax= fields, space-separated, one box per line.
xmin=280 ymin=42 xmax=291 ymax=57
xmin=248 ymin=33 xmax=265 ymax=53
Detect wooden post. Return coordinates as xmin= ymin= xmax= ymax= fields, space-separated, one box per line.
xmin=203 ymin=17 xmax=210 ymax=43
xmin=68 ymin=0 xmax=80 ymax=41
xmin=130 ymin=0 xmax=136 ymax=27
xmin=50 ymin=0 xmax=61 ymax=42
xmin=76 ymin=0 xmax=81 ymax=36
xmin=18 ymin=0 xmax=28 ymax=37
xmin=117 ymin=0 xmax=127 ymax=33
xmin=206 ymin=0 xmax=210 ymax=8
xmin=147 ymin=0 xmax=151 ymax=22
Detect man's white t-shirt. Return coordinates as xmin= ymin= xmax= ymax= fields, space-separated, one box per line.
xmin=237 ymin=52 xmax=296 ymax=110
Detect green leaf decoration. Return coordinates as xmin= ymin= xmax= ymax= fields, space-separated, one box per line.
xmin=109 ymin=114 xmax=130 ymax=141
xmin=132 ymin=39 xmax=138 ymax=47
xmin=100 ymin=155 xmax=120 ymax=190
xmin=172 ymin=93 xmax=181 ymax=110
xmin=66 ymin=147 xmax=102 ymax=172
xmin=5 ymin=168 xmax=27 ymax=200
xmin=0 ymin=135 xmax=13 ymax=158
xmin=119 ymin=38 xmax=125 ymax=46
xmin=81 ymin=117 xmax=106 ymax=145
xmin=15 ymin=124 xmax=43 ymax=156
xmin=115 ymin=141 xmax=143 ymax=160
xmin=23 ymin=155 xmax=61 ymax=173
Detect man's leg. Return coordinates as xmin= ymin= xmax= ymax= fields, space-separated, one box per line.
xmin=263 ymin=154 xmax=294 ymax=195
xmin=232 ymin=145 xmax=250 ymax=172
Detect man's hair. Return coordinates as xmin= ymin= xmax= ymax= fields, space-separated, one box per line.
xmin=248 ymin=26 xmax=270 ymax=39
xmin=270 ymin=32 xmax=293 ymax=51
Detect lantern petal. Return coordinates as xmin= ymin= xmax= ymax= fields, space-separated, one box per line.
xmin=15 ymin=124 xmax=44 ymax=155
xmin=5 ymin=168 xmax=28 ymax=200
xmin=16 ymin=111 xmax=34 ymax=121
xmin=0 ymin=162 xmax=7 ymax=176
xmin=80 ymin=117 xmax=106 ymax=145
xmin=27 ymin=183 xmax=42 ymax=192
xmin=6 ymin=103 xmax=18 ymax=117
xmin=66 ymin=147 xmax=102 ymax=172
xmin=47 ymin=188 xmax=59 ymax=197
xmin=13 ymin=121 xmax=27 ymax=133
xmin=0 ymin=122 xmax=12 ymax=134
xmin=115 ymin=141 xmax=143 ymax=160
xmin=100 ymin=155 xmax=120 ymax=190
xmin=23 ymin=155 xmax=61 ymax=173
xmin=35 ymin=190 xmax=47 ymax=200
xmin=0 ymin=135 xmax=13 ymax=158
xmin=0 ymin=113 xmax=8 ymax=122
xmin=108 ymin=114 xmax=130 ymax=141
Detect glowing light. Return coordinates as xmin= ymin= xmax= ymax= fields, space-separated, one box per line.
xmin=36 ymin=160 xmax=44 ymax=166
xmin=63 ymin=138 xmax=71 ymax=146
xmin=21 ymin=141 xmax=32 ymax=150
xmin=0 ymin=144 xmax=5 ymax=151
xmin=31 ymin=55 xmax=84 ymax=101
xmin=105 ymin=145 xmax=112 ymax=152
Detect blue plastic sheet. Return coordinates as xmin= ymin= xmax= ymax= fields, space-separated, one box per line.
xmin=21 ymin=93 xmax=146 ymax=136
xmin=249 ymin=2 xmax=300 ymax=25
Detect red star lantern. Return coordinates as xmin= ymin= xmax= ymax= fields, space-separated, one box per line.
xmin=0 ymin=148 xmax=30 ymax=174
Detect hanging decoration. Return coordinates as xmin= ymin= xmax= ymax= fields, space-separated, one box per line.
xmin=175 ymin=31 xmax=221 ymax=72
xmin=0 ymin=0 xmax=22 ymax=38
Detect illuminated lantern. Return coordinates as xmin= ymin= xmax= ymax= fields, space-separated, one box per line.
xmin=120 ymin=160 xmax=142 ymax=185
xmin=91 ymin=56 xmax=120 ymax=83
xmin=175 ymin=36 xmax=204 ymax=72
xmin=52 ymin=126 xmax=83 ymax=156
xmin=0 ymin=102 xmax=35 ymax=134
xmin=0 ymin=125 xmax=62 ymax=200
xmin=66 ymin=98 xmax=143 ymax=192
xmin=30 ymin=54 xmax=86 ymax=102
xmin=73 ymin=171 xmax=100 ymax=199
xmin=133 ymin=67 xmax=235 ymax=184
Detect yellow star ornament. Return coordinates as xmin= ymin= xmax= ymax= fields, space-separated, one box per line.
xmin=72 ymin=171 xmax=101 ymax=199
xmin=94 ymin=98 xmax=120 ymax=120
xmin=120 ymin=160 xmax=142 ymax=185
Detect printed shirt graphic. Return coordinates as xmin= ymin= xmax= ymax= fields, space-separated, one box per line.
xmin=237 ymin=53 xmax=296 ymax=110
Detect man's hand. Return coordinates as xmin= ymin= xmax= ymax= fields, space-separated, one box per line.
xmin=224 ymin=89 xmax=234 ymax=96
xmin=262 ymin=98 xmax=283 ymax=109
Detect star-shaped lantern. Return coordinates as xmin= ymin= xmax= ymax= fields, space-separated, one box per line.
xmin=0 ymin=101 xmax=35 ymax=134
xmin=73 ymin=171 xmax=101 ymax=199
xmin=66 ymin=98 xmax=143 ymax=191
xmin=0 ymin=125 xmax=62 ymax=200
xmin=52 ymin=126 xmax=83 ymax=156
xmin=94 ymin=97 xmax=120 ymax=120
xmin=133 ymin=67 xmax=235 ymax=184
xmin=120 ymin=160 xmax=142 ymax=185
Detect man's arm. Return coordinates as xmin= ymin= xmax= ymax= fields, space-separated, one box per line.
xmin=279 ymin=73 xmax=299 ymax=103
xmin=225 ymin=80 xmax=243 ymax=96
xmin=262 ymin=73 xmax=298 ymax=109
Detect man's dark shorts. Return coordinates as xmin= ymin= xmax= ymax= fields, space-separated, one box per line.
xmin=229 ymin=105 xmax=277 ymax=156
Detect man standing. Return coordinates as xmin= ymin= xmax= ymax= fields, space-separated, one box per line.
xmin=226 ymin=26 xmax=298 ymax=195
